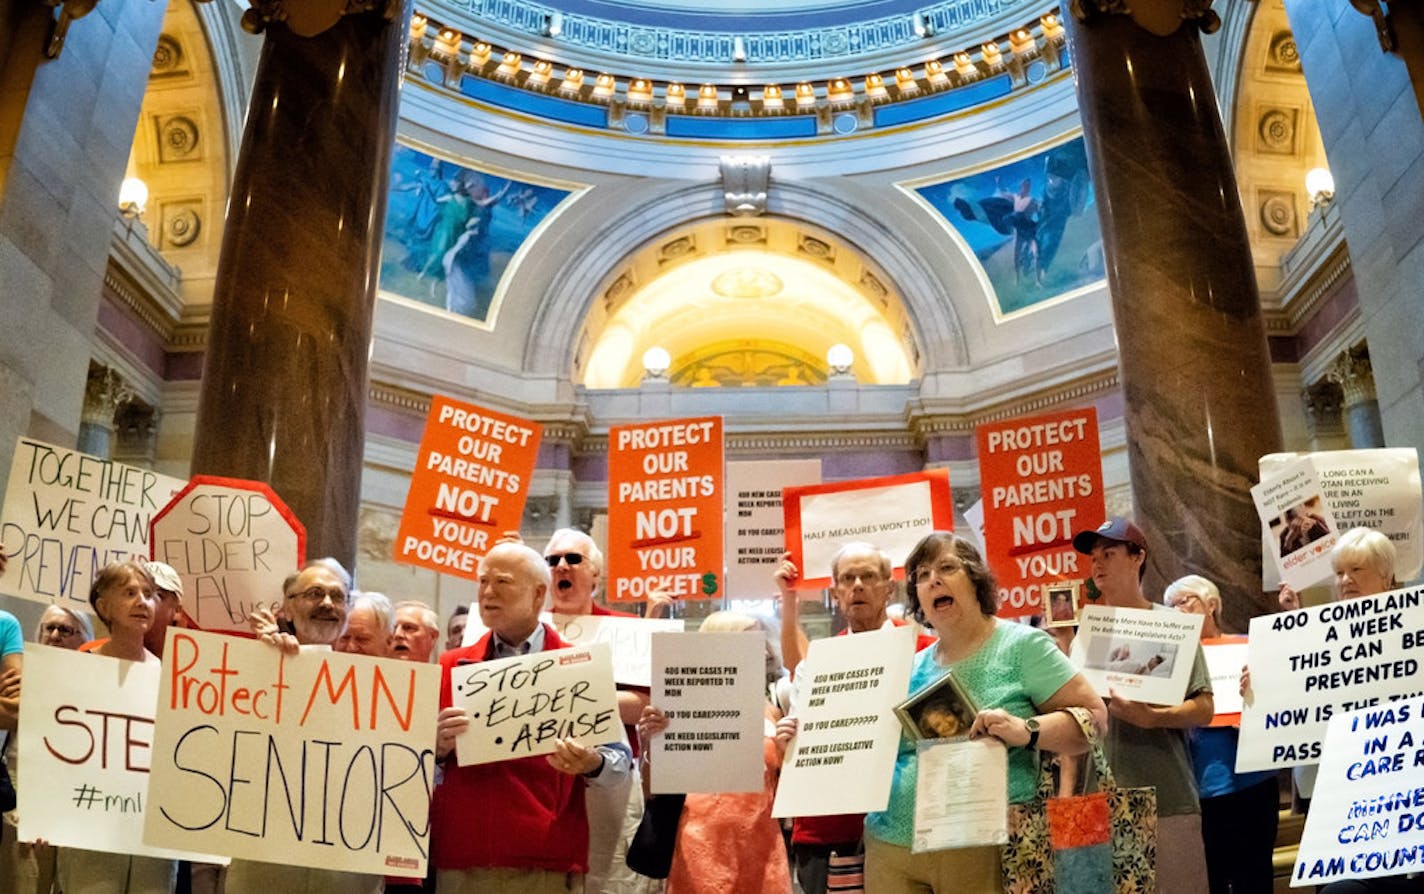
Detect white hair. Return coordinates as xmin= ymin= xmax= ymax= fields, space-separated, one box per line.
xmin=395 ymin=600 xmax=439 ymax=634
xmin=483 ymin=541 xmax=553 ymax=589
xmin=350 ymin=591 xmax=395 ymax=632
xmin=545 ymin=527 xmax=603 ymax=577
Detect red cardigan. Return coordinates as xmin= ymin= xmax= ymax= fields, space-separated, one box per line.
xmin=431 ymin=625 xmax=590 ymax=873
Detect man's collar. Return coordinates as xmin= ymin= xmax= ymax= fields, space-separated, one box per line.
xmin=492 ymin=623 xmax=545 ymax=658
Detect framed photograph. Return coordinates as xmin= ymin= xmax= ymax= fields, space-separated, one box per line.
xmin=1043 ymin=580 xmax=1081 ymax=628
xmin=894 ymin=671 xmax=981 ymax=742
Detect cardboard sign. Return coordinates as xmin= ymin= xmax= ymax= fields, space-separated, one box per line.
xmin=1203 ymin=637 xmax=1248 ymax=724
xmin=725 ymin=459 xmax=822 ymax=597
xmin=650 ymin=631 xmax=766 ymax=794
xmin=962 ymin=499 xmax=986 ymax=553
xmin=977 ymin=409 xmax=1104 ymax=618
xmin=1253 ymin=456 xmax=1341 ymax=591
xmin=17 ymin=644 xmax=225 ymax=863
xmin=783 ymin=470 xmax=954 ymax=589
xmin=1072 ymin=605 xmax=1204 ymax=706
xmin=452 ymin=642 xmax=622 ymax=766
xmin=144 ymin=629 xmax=440 ymax=876
xmin=1293 ymin=695 xmax=1424 ymax=887
xmin=0 ymin=437 xmax=183 ymax=607
xmin=395 ymin=396 xmax=542 ymax=579
xmin=551 ymin=613 xmax=685 ymax=688
xmin=772 ymin=625 xmax=915 ymax=818
xmin=150 ymin=476 xmax=305 ymax=633
xmin=1261 ymin=449 xmax=1423 ymax=589
xmin=1237 ymin=585 xmax=1424 ymax=772
xmin=606 ymin=416 xmax=724 ymax=603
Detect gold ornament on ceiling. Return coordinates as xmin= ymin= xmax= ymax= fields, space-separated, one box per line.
xmin=710 ymin=268 xmax=784 ymax=299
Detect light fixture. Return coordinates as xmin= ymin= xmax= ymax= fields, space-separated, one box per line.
xmin=826 ymin=344 xmax=854 ymax=375
xmin=953 ymin=52 xmax=975 ymax=78
xmin=698 ymin=84 xmax=719 ymax=109
xmin=665 ymin=82 xmax=686 ymax=107
xmin=470 ymin=41 xmax=492 ymax=65
xmin=591 ymin=73 xmax=616 ymax=100
xmin=433 ymin=28 xmax=462 ymax=61
xmin=497 ymin=52 xmax=521 ymax=76
xmin=558 ymin=68 xmax=584 ymax=93
xmin=627 ymin=79 xmax=652 ymax=104
xmin=827 ymin=79 xmax=852 ymax=103
xmin=1009 ymin=29 xmax=1035 ymax=56
xmin=925 ymin=59 xmax=947 ymax=84
xmin=642 ymin=346 xmax=672 ymax=379
xmin=762 ymin=84 xmax=783 ymax=109
xmin=1306 ymin=167 xmax=1335 ymax=209
xmin=409 ymin=14 xmax=427 ymax=39
xmin=864 ymin=73 xmax=887 ymax=99
xmin=527 ymin=60 xmax=553 ymax=86
xmin=795 ymin=83 xmax=816 ymax=108
xmin=1041 ymin=13 xmax=1064 ymax=39
xmin=981 ymin=42 xmax=1003 ymax=67
xmin=118 ymin=177 xmax=148 ymax=218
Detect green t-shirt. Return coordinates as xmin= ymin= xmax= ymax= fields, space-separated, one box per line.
xmin=1101 ymin=603 xmax=1213 ymax=817
xmin=864 ymin=619 xmax=1077 ymax=847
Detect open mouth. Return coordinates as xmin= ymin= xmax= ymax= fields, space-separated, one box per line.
xmin=557 ymin=580 xmax=573 ymax=591
xmin=933 ymin=595 xmax=954 ymax=610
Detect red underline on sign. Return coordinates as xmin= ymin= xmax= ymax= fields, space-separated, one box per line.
xmin=632 ymin=532 xmax=700 ymax=549
xmin=426 ymin=509 xmax=498 ymax=527
xmin=1006 ymin=538 xmax=1071 ymax=558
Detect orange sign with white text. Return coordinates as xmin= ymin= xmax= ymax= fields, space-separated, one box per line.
xmin=606 ymin=416 xmax=723 ymax=603
xmin=977 ymin=408 xmax=1104 ymax=618
xmin=395 ymin=396 xmax=542 ymax=580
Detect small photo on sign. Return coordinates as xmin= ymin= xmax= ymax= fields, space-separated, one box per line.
xmin=895 ymin=671 xmax=980 ymax=742
xmin=1042 ymin=580 xmax=1080 ymax=628
xmin=1271 ymin=495 xmax=1333 ymax=559
xmin=1084 ymin=638 xmax=1178 ymax=678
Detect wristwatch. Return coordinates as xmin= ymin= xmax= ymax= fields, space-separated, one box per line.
xmin=1024 ymin=717 xmax=1041 ymax=750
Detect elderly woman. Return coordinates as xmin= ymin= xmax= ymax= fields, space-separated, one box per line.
xmin=1167 ymin=575 xmax=1278 ymax=894
xmin=54 ymin=561 xmax=176 ymax=894
xmin=863 ymin=532 xmax=1106 ymax=893
xmin=35 ymin=604 xmax=93 ymax=649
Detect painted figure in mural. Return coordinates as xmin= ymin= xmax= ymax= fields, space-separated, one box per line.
xmin=394 ymin=155 xmax=449 ymax=273
xmin=442 ymin=175 xmax=513 ymax=317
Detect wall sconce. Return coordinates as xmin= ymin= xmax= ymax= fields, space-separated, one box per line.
xmin=410 ymin=14 xmax=427 ymax=40
xmin=642 ymin=346 xmax=672 ymax=380
xmin=826 ymin=343 xmax=855 ymax=375
xmin=592 ymin=73 xmax=616 ymax=100
xmin=698 ymin=84 xmax=720 ymax=109
xmin=864 ymin=73 xmax=887 ymax=99
xmin=1306 ymin=167 xmax=1335 ymax=210
xmin=558 ymin=68 xmax=584 ymax=93
xmin=118 ymin=177 xmax=149 ymax=219
xmin=627 ymin=79 xmax=653 ymax=104
xmin=496 ymin=52 xmax=522 ymax=76
xmin=925 ymin=59 xmax=947 ymax=84
xmin=795 ymin=83 xmax=816 ymax=108
xmin=953 ymin=52 xmax=976 ymax=78
xmin=527 ymin=60 xmax=553 ymax=86
xmin=1009 ymin=29 xmax=1035 ymax=57
xmin=665 ymin=83 xmax=686 ymax=107
xmin=432 ymin=29 xmax=462 ymax=61
xmin=895 ymin=68 xmax=919 ymax=94
xmin=1040 ymin=13 xmax=1064 ymax=39
xmin=762 ymin=85 xmax=783 ymax=110
xmin=981 ymin=42 xmax=1003 ymax=68
xmin=826 ymin=79 xmax=853 ymax=104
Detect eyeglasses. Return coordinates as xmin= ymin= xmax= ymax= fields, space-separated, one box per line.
xmin=836 ymin=570 xmax=884 ymax=587
xmin=913 ymin=560 xmax=965 ymax=584
xmin=292 ymin=586 xmax=347 ymax=604
xmin=42 ymin=622 xmax=80 ymax=638
xmin=545 ymin=553 xmax=585 ymax=567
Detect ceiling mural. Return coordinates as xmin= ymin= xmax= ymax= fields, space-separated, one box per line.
xmin=909 ymin=135 xmax=1101 ymax=317
xmin=379 ymin=143 xmax=575 ymax=325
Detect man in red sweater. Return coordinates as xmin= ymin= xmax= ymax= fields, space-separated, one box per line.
xmin=433 ymin=542 xmax=631 ymax=893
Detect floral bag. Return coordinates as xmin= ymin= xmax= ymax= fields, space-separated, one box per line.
xmin=1000 ymin=706 xmax=1156 ymax=894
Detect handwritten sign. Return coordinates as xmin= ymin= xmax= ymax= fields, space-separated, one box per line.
xmin=551 ymin=613 xmax=685 ymax=688
xmin=144 ymin=628 xmax=440 ymax=876
xmin=150 ymin=476 xmax=305 ymax=632
xmin=452 ymin=643 xmax=621 ymax=766
xmin=725 ymin=459 xmax=821 ymax=597
xmin=977 ymin=409 xmax=1104 ymax=618
xmin=395 ymin=395 xmax=542 ymax=579
xmin=0 ymin=437 xmax=183 ymax=606
xmin=772 ymin=625 xmax=915 ymax=818
xmin=606 ymin=416 xmax=723 ymax=603
xmin=1072 ymin=605 xmax=1204 ymax=706
xmin=650 ymin=631 xmax=766 ymax=794
xmin=1237 ymin=585 xmax=1424 ymax=772
xmin=783 ymin=470 xmax=953 ymax=590
xmin=1293 ymin=695 xmax=1424 ymax=887
xmin=1261 ymin=449 xmax=1423 ymax=589
xmin=17 ymin=644 xmax=225 ymax=863
xmin=1253 ymin=456 xmax=1341 ymax=591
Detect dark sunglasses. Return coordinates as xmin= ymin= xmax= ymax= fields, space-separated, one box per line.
xmin=545 ymin=552 xmax=585 ymax=567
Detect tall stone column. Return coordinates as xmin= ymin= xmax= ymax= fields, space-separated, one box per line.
xmin=189 ymin=1 xmax=410 ymax=570
xmin=1329 ymin=346 xmax=1386 ymax=449
xmin=77 ymin=365 xmax=132 ymax=459
xmin=1067 ymin=1 xmax=1283 ymax=632
xmin=1301 ymin=380 xmax=1348 ymax=453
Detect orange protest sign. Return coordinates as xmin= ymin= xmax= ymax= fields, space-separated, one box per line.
xmin=394 ymin=396 xmax=541 ymax=579
xmin=782 ymin=469 xmax=954 ymax=589
xmin=606 ymin=416 xmax=723 ymax=603
xmin=977 ymin=408 xmax=1104 ymax=618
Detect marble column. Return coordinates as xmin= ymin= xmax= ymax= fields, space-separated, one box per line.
xmin=189 ymin=1 xmax=410 ymax=570
xmin=77 ymin=365 xmax=132 ymax=459
xmin=1329 ymin=346 xmax=1386 ymax=449
xmin=1067 ymin=1 xmax=1283 ymax=632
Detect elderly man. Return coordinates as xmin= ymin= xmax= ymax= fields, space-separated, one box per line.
xmin=433 ymin=542 xmax=631 ymax=893
xmin=336 ymin=591 xmax=394 ymax=657
xmin=1072 ymin=517 xmax=1213 ymax=894
xmin=775 ymin=542 xmax=936 ymax=894
xmin=235 ymin=558 xmax=383 ymax=894
xmin=143 ymin=561 xmax=185 ymax=657
xmin=445 ymin=604 xmax=469 ymax=652
xmin=391 ymin=600 xmax=440 ymax=662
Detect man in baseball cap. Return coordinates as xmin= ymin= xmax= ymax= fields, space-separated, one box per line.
xmin=143 ymin=560 xmax=186 ymax=658
xmin=1070 ymin=516 xmax=1214 ymax=894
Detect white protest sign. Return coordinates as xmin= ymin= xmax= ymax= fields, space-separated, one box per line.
xmin=150 ymin=476 xmax=306 ymax=632
xmin=1261 ymin=449 xmax=1423 ymax=589
xmin=650 ymin=631 xmax=766 ymax=794
xmin=1237 ymin=584 xmax=1424 ymax=772
xmin=1293 ymin=696 xmax=1424 ymax=886
xmin=1072 ymin=605 xmax=1204 ymax=706
xmin=0 ymin=437 xmax=183 ymax=607
xmin=17 ymin=644 xmax=225 ymax=863
xmin=1253 ymin=457 xmax=1341 ymax=591
xmin=145 ymin=628 xmax=440 ymax=876
xmin=1203 ymin=638 xmax=1248 ymax=720
xmin=962 ymin=499 xmax=986 ymax=553
xmin=452 ymin=642 xmax=621 ymax=766
xmin=725 ymin=459 xmax=821 ymax=597
xmin=772 ymin=625 xmax=915 ymax=818
xmin=551 ymin=613 xmax=685 ymax=687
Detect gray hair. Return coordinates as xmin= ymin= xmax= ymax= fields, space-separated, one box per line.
xmin=546 ymin=527 xmax=603 ymax=577
xmin=829 ymin=541 xmax=893 ymax=581
xmin=283 ymin=557 xmax=354 ymax=599
xmin=1165 ymin=575 xmax=1221 ymax=627
xmin=483 ymin=541 xmax=553 ymax=589
xmin=35 ymin=604 xmax=94 ymax=643
xmin=350 ymin=591 xmax=395 ymax=632
xmin=1333 ymin=527 xmax=1397 ymax=587
xmin=395 ymin=600 xmax=439 ymax=634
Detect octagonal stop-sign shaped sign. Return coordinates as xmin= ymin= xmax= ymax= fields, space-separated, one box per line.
xmin=150 ymin=475 xmax=306 ymax=633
